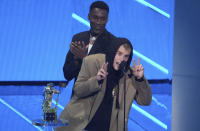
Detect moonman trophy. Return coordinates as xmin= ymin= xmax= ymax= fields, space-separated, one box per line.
xmin=32 ymin=82 xmax=69 ymax=130
xmin=42 ymin=83 xmax=60 ymax=122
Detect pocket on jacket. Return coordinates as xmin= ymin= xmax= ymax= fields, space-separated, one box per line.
xmin=67 ymin=98 xmax=91 ymax=121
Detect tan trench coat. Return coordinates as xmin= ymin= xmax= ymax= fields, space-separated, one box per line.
xmin=55 ymin=54 xmax=152 ymax=131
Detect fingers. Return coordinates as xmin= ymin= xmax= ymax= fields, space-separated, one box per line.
xmin=74 ymin=41 xmax=86 ymax=48
xmin=133 ymin=59 xmax=136 ymax=67
xmin=133 ymin=57 xmax=142 ymax=71
xmin=70 ymin=43 xmax=78 ymax=55
xmin=132 ymin=64 xmax=144 ymax=79
xmin=133 ymin=57 xmax=141 ymax=66
xmin=82 ymin=41 xmax=88 ymax=50
xmin=73 ymin=41 xmax=87 ymax=50
xmin=137 ymin=64 xmax=144 ymax=71
xmin=103 ymin=62 xmax=108 ymax=71
xmin=70 ymin=41 xmax=87 ymax=58
xmin=99 ymin=68 xmax=107 ymax=78
xmin=70 ymin=42 xmax=79 ymax=53
xmin=141 ymin=66 xmax=144 ymax=71
xmin=70 ymin=42 xmax=80 ymax=56
xmin=81 ymin=41 xmax=85 ymax=48
xmin=101 ymin=62 xmax=108 ymax=75
xmin=132 ymin=58 xmax=144 ymax=79
xmin=85 ymin=44 xmax=89 ymax=50
xmin=97 ymin=63 xmax=108 ymax=81
xmin=97 ymin=70 xmax=107 ymax=81
xmin=138 ymin=57 xmax=140 ymax=65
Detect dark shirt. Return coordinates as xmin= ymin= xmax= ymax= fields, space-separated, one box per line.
xmin=85 ymin=84 xmax=114 ymax=131
xmin=85 ymin=70 xmax=120 ymax=131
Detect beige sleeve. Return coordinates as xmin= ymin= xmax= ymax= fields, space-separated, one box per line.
xmin=74 ymin=56 xmax=102 ymax=98
xmin=134 ymin=77 xmax=152 ymax=106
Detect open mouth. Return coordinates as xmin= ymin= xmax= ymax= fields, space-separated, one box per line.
xmin=116 ymin=62 xmax=120 ymax=67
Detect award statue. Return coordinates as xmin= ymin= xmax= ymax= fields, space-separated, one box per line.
xmin=32 ymin=82 xmax=69 ymax=129
xmin=42 ymin=83 xmax=60 ymax=122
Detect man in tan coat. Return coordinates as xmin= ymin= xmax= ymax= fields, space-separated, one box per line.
xmin=55 ymin=38 xmax=152 ymax=131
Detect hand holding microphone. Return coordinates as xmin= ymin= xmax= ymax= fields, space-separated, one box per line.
xmin=97 ymin=62 xmax=108 ymax=84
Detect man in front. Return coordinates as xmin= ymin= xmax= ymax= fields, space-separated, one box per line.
xmin=56 ymin=38 xmax=152 ymax=131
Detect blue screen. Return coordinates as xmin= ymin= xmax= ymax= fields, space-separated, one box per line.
xmin=0 ymin=0 xmax=174 ymax=80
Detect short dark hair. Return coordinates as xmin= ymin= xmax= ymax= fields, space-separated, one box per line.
xmin=89 ymin=1 xmax=109 ymax=13
xmin=118 ymin=38 xmax=132 ymax=51
xmin=122 ymin=43 xmax=132 ymax=51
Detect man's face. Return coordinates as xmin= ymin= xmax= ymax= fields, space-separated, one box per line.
xmin=113 ymin=45 xmax=131 ymax=71
xmin=88 ymin=8 xmax=108 ymax=35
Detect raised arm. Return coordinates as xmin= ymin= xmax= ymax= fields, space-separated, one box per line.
xmin=134 ymin=77 xmax=152 ymax=105
xmin=74 ymin=55 xmax=107 ymax=98
xmin=63 ymin=51 xmax=82 ymax=81
xmin=131 ymin=58 xmax=152 ymax=105
xmin=63 ymin=36 xmax=88 ymax=81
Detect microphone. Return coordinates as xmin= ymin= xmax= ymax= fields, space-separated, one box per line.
xmin=119 ymin=61 xmax=127 ymax=73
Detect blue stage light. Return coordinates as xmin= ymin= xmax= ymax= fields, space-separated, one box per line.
xmin=72 ymin=13 xmax=169 ymax=75
xmin=132 ymin=104 xmax=168 ymax=130
xmin=52 ymin=99 xmax=64 ymax=109
xmin=133 ymin=50 xmax=169 ymax=74
xmin=135 ymin=0 xmax=170 ymax=18
xmin=0 ymin=98 xmax=43 ymax=131
xmin=72 ymin=13 xmax=90 ymax=27
xmin=53 ymin=98 xmax=168 ymax=130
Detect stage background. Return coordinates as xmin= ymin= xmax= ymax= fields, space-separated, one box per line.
xmin=0 ymin=0 xmax=174 ymax=81
xmin=0 ymin=0 xmax=173 ymax=130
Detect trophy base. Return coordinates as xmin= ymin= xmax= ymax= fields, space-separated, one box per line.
xmin=44 ymin=112 xmax=57 ymax=122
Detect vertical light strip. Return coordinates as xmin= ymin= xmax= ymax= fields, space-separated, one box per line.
xmin=133 ymin=50 xmax=169 ymax=74
xmin=0 ymin=98 xmax=43 ymax=131
xmin=132 ymin=104 xmax=167 ymax=130
xmin=135 ymin=0 xmax=170 ymax=18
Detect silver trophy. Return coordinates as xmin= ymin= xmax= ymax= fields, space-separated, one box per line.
xmin=42 ymin=83 xmax=60 ymax=122
xmin=32 ymin=82 xmax=68 ymax=128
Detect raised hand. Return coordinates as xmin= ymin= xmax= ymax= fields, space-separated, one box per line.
xmin=132 ymin=57 xmax=144 ymax=79
xmin=97 ymin=62 xmax=108 ymax=82
xmin=70 ymin=41 xmax=88 ymax=59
